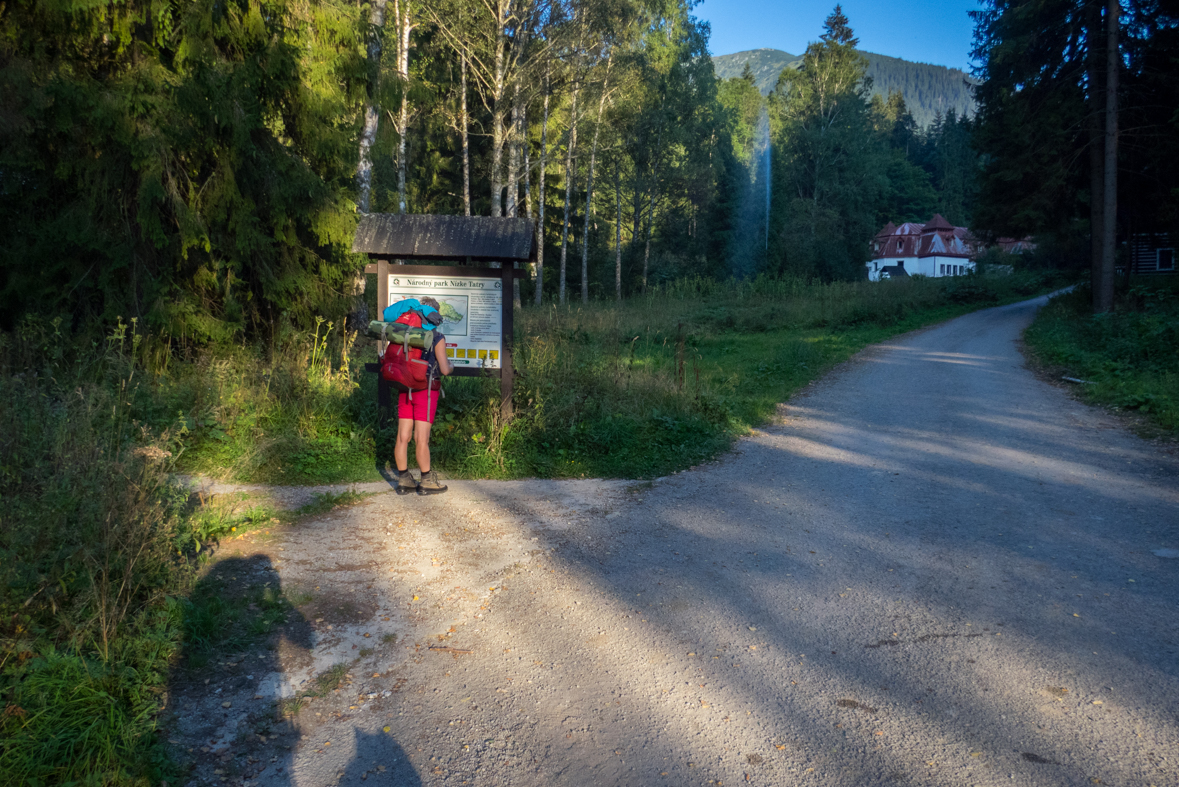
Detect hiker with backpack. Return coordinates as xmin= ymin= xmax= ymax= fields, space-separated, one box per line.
xmin=377 ymin=296 xmax=452 ymax=495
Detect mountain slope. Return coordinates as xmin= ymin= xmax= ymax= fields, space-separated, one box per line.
xmin=713 ymin=48 xmax=977 ymax=129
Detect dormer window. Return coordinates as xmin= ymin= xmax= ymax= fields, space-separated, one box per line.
xmin=897 ymin=240 xmax=904 ymax=253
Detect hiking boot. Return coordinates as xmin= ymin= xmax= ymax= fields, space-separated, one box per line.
xmin=417 ymin=469 xmax=448 ymax=495
xmin=396 ymin=470 xmax=418 ymax=496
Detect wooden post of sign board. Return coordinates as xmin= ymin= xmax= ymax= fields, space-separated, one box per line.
xmin=500 ymin=263 xmax=514 ymax=419
xmin=376 ymin=257 xmax=389 ymax=339
xmin=375 ymin=257 xmax=391 ymax=430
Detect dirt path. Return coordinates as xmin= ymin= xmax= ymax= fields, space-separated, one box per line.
xmin=168 ymin=294 xmax=1179 ymax=787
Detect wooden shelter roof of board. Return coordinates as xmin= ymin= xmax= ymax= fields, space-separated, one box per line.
xmin=352 ymin=214 xmax=536 ymax=262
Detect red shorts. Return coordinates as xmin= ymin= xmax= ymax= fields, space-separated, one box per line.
xmin=397 ymin=388 xmax=440 ymax=423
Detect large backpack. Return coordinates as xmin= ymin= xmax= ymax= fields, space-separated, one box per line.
xmin=378 ymin=311 xmax=441 ymax=400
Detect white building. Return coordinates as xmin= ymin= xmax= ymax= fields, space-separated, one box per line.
xmin=865 ymin=214 xmax=980 ymax=281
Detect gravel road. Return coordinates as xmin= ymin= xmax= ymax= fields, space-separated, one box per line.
xmin=171 ymin=294 xmax=1179 ymax=787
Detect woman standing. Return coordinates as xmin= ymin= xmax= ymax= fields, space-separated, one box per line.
xmin=393 ymin=297 xmax=452 ymax=495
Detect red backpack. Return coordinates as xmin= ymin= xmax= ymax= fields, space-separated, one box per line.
xmin=380 ymin=311 xmax=441 ymax=397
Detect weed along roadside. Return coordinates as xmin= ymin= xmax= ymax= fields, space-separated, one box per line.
xmin=0 ymin=270 xmax=1068 ymax=784
xmin=42 ymin=273 xmax=1070 ymax=490
xmin=1024 ymin=279 xmax=1179 ymax=434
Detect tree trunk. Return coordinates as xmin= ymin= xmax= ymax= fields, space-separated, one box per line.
xmin=516 ymin=104 xmax=530 ymax=308
xmin=580 ymin=61 xmax=611 ymax=304
xmin=352 ymin=0 xmax=389 ymax=328
xmin=535 ymin=78 xmax=550 ymax=305
xmin=506 ymin=89 xmax=521 ymax=299
xmin=522 ymin=104 xmax=532 ymax=221
xmin=461 ymin=54 xmax=471 ymax=217
xmin=559 ymin=81 xmax=580 ymax=305
xmin=1086 ymin=0 xmax=1104 ymax=312
xmin=489 ymin=4 xmax=507 ymax=217
xmin=357 ymin=0 xmax=388 ymax=214
xmin=632 ymin=168 xmax=642 ymax=251
xmin=642 ymin=166 xmax=659 ymax=294
xmin=615 ymin=156 xmax=622 ymax=301
xmin=1097 ymin=0 xmax=1118 ymax=313
xmin=642 ymin=214 xmax=652 ymax=292
xmin=506 ymin=92 xmax=521 ymax=218
xmin=393 ymin=0 xmax=413 ymax=215
xmin=642 ymin=122 xmax=664 ymax=293
xmin=396 ymin=95 xmax=409 ymax=214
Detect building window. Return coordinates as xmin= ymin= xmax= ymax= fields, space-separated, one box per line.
xmin=940 ymin=264 xmax=945 ymax=275
xmin=897 ymin=241 xmax=904 ymax=253
xmin=1160 ymin=248 xmax=1175 ymax=270
xmin=953 ymin=265 xmax=959 ymax=275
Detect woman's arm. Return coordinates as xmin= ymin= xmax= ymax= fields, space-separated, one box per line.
xmin=434 ymin=337 xmax=452 ymax=376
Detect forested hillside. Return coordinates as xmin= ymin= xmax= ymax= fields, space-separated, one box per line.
xmin=714 ymin=48 xmax=978 ymax=128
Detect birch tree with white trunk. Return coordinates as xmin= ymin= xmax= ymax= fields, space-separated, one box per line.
xmin=579 ymin=53 xmax=612 ymax=303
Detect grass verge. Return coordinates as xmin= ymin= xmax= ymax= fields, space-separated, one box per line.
xmin=29 ymin=270 xmax=1067 ymax=485
xmin=1024 ymin=278 xmax=1179 ymax=433
xmin=0 ymin=323 xmax=187 ymax=785
xmin=0 ymin=321 xmax=373 ymax=782
xmin=422 ymin=270 xmax=1072 ymax=478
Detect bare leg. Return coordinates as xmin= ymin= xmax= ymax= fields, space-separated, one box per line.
xmin=395 ymin=418 xmax=414 ymax=471
xmin=414 ymin=420 xmax=433 ymax=472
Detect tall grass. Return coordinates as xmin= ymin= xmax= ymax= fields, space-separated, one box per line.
xmin=426 ymin=270 xmax=1069 ymax=478
xmin=142 ymin=318 xmax=374 ymax=484
xmin=46 ymin=271 xmax=1058 ymax=485
xmin=0 ymin=319 xmax=187 ymax=785
xmin=1025 ymin=278 xmax=1179 ymax=431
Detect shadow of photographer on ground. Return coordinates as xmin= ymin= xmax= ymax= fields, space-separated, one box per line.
xmin=168 ymin=553 xmax=315 ymax=786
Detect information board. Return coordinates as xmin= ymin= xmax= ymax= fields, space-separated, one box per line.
xmin=387 ymin=273 xmax=503 ymax=370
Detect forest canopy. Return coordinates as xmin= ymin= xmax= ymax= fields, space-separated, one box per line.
xmin=2 ymin=0 xmax=1097 ymax=340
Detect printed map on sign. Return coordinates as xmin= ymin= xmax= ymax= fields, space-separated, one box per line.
xmin=434 ymin=297 xmax=468 ymax=336
xmin=388 ymin=274 xmax=502 ymax=369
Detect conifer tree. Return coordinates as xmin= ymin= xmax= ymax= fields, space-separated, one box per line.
xmin=0 ymin=0 xmax=368 ymax=337
xmin=768 ymin=5 xmax=885 ymax=279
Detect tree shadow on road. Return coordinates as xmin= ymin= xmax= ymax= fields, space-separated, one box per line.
xmin=467 ymin=371 xmax=1179 ymax=786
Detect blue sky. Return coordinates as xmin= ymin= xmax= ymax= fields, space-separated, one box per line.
xmin=695 ymin=0 xmax=984 ymax=72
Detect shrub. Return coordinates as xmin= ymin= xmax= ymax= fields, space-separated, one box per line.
xmin=0 ymin=319 xmax=186 ymax=785
xmin=1025 ymin=279 xmax=1179 ymax=431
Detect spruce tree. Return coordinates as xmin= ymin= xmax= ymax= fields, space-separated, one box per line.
xmin=768 ymin=5 xmax=885 ymax=279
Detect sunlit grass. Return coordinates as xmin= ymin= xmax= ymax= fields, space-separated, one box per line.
xmin=425 ymin=271 xmax=1069 ymax=478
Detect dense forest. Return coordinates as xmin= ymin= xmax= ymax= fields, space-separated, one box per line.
xmin=1 ymin=0 xmax=1176 ymax=338
xmin=0 ymin=0 xmax=983 ymax=341
xmin=972 ymin=0 xmax=1179 ymax=310
xmin=714 ymin=48 xmax=979 ymax=129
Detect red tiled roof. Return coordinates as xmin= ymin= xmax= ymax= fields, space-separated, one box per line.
xmin=923 ymin=213 xmax=954 ymax=232
xmin=871 ymin=214 xmax=978 ymax=260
